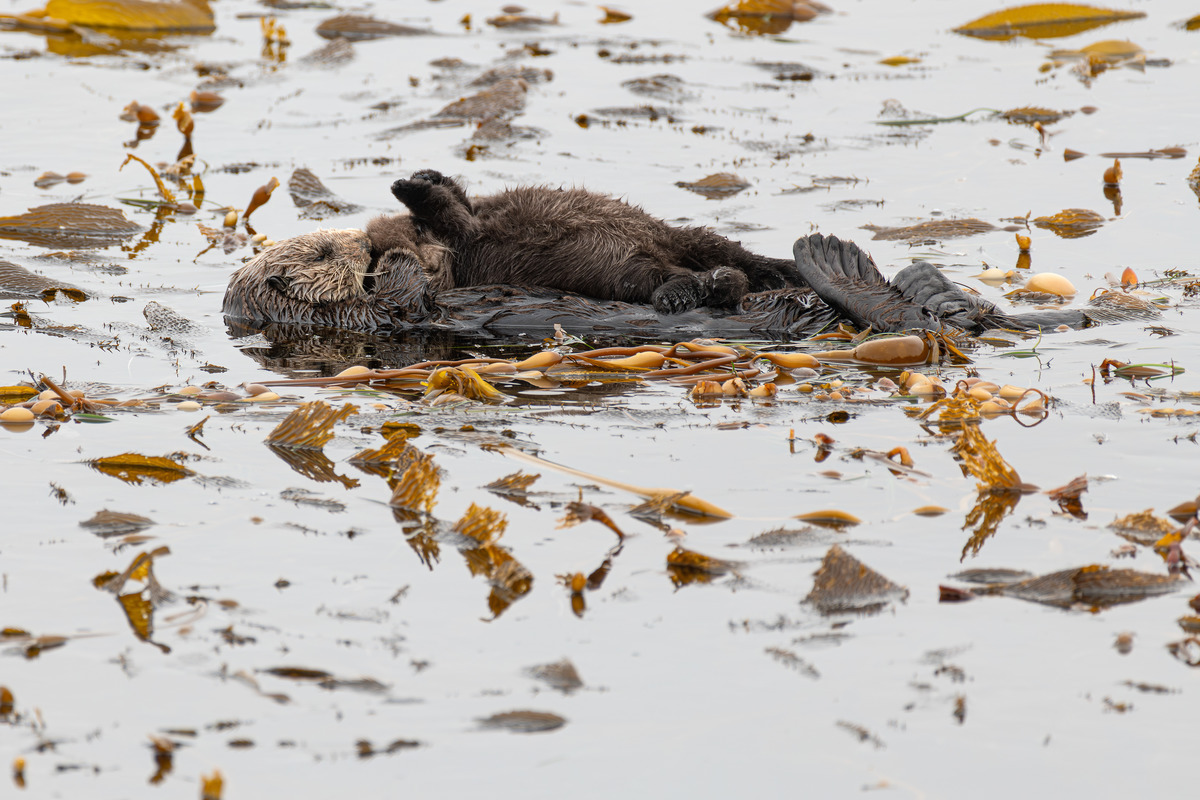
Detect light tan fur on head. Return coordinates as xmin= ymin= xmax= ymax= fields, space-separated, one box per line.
xmin=257 ymin=228 xmax=373 ymax=304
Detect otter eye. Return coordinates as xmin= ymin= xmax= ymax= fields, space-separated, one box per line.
xmin=315 ymin=242 xmax=334 ymax=260
xmin=267 ymin=275 xmax=292 ymax=293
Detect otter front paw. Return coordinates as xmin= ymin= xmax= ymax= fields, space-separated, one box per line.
xmin=651 ymin=276 xmax=704 ymax=315
xmin=742 ymin=262 xmax=788 ymax=291
xmin=390 ymin=177 xmax=434 ymax=206
xmin=702 ymin=267 xmax=749 ymax=308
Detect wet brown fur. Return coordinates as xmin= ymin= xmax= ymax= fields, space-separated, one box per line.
xmin=222 ymin=228 xmax=436 ymax=328
xmin=367 ymin=170 xmax=804 ymax=314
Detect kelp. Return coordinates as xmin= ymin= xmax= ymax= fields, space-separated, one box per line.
xmin=87 ymin=453 xmax=194 ymax=485
xmin=954 ymin=3 xmax=1145 ymax=41
xmin=1033 ymin=208 xmax=1105 ymax=238
xmin=496 ymin=444 xmax=732 ymax=518
xmin=558 ymin=500 xmax=626 ymax=539
xmin=94 ymin=546 xmax=175 ymax=651
xmin=38 ymin=0 xmax=215 ymax=31
xmin=264 ymin=401 xmax=355 ymax=450
xmin=667 ymin=546 xmax=739 ymax=587
xmin=388 ymin=446 xmax=440 ymax=515
xmin=477 ymin=710 xmax=566 ymax=733
xmin=0 ymin=203 xmax=143 ymax=248
xmin=998 ymin=565 xmax=1183 ymax=609
xmin=805 ymin=545 xmax=908 ymax=614
xmin=707 ymin=0 xmax=824 ymax=35
xmin=863 ymin=218 xmax=995 ymax=241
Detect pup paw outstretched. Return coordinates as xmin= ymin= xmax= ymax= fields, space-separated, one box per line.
xmin=390 ymin=176 xmax=434 ymax=205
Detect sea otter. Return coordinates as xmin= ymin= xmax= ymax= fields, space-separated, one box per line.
xmin=222 ymin=227 xmax=1153 ymax=336
xmin=363 ymin=170 xmax=804 ymax=314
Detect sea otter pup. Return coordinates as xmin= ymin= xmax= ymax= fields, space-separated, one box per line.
xmin=364 ymin=170 xmax=805 ymax=314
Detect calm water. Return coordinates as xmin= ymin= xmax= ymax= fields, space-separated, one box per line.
xmin=3 ymin=0 xmax=1199 ymax=796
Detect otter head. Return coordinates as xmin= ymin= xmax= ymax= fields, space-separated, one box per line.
xmin=251 ymin=228 xmax=375 ymax=305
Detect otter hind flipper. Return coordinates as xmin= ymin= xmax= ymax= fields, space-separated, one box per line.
xmin=792 ymin=234 xmax=939 ymax=333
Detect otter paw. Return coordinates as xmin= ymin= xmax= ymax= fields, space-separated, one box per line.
xmin=409 ymin=169 xmax=448 ymax=185
xmin=702 ymin=267 xmax=749 ymax=308
xmin=390 ymin=177 xmax=434 ymax=204
xmin=743 ymin=263 xmax=788 ymax=291
xmin=651 ymin=279 xmax=703 ymax=315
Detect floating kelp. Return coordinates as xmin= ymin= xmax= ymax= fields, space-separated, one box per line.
xmin=1046 ymin=474 xmax=1088 ymax=517
xmin=94 ymin=546 xmax=175 ymax=651
xmin=315 ymin=14 xmax=430 ymax=40
xmin=1033 ymin=208 xmax=1105 ymax=238
xmin=0 ymin=260 xmax=87 ymax=301
xmin=34 ymin=0 xmax=215 ymax=32
xmin=269 ymin=445 xmax=359 ymax=489
xmin=991 ymin=565 xmax=1184 ymax=609
xmin=484 ymin=471 xmax=541 ymax=505
xmin=244 ymin=177 xmax=280 ymax=220
xmin=766 ymin=646 xmax=821 ymax=679
xmin=675 ymin=172 xmax=750 ymax=199
xmin=999 ymin=106 xmax=1074 ymax=125
xmin=862 ymin=218 xmax=995 ymax=241
xmin=805 ymin=544 xmax=908 ymax=614
xmin=86 ymin=453 xmax=195 ymax=485
xmin=388 ymin=445 xmax=440 ymax=515
xmin=1109 ymin=509 xmax=1177 ymax=545
xmin=288 ymin=168 xmax=363 ymax=219
xmin=264 ymin=401 xmax=355 ymax=450
xmin=707 ymin=0 xmax=825 ymax=35
xmin=452 ymin=503 xmax=508 ymax=545
xmin=1050 ymin=39 xmax=1144 ymax=64
xmin=486 ymin=12 xmax=559 ymax=28
xmin=954 ymin=3 xmax=1145 ymax=42
xmin=498 ymin=445 xmax=733 ymax=518
xmin=347 ymin=435 xmax=414 ymax=472
xmin=477 ymin=710 xmax=566 ymax=733
xmin=79 ymin=509 xmax=156 ymax=538
xmin=524 ymin=659 xmax=584 ymax=693
xmin=667 ymin=546 xmax=739 ymax=587
xmin=557 ymin=501 xmax=625 ymax=539
xmin=795 ymin=510 xmax=862 ymax=527
xmin=432 ymin=78 xmax=529 ymax=124
xmin=0 ymin=203 xmax=143 ymax=249
xmin=1008 ymin=272 xmax=1076 ymax=298
xmin=952 ymin=421 xmax=1036 ymax=495
xmin=812 ymin=334 xmax=936 ymax=367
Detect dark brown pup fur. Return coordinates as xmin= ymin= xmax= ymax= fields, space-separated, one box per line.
xmin=365 ymin=170 xmax=803 ymax=314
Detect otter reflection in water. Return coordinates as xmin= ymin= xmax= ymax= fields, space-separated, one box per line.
xmin=222 ymin=173 xmax=1154 ymax=337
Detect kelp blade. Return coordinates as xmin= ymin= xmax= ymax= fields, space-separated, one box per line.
xmin=44 ymin=0 xmax=215 ymax=31
xmin=955 ymin=3 xmax=1145 ymax=41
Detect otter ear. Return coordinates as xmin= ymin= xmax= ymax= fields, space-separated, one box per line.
xmin=267 ymin=275 xmax=292 ymax=293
